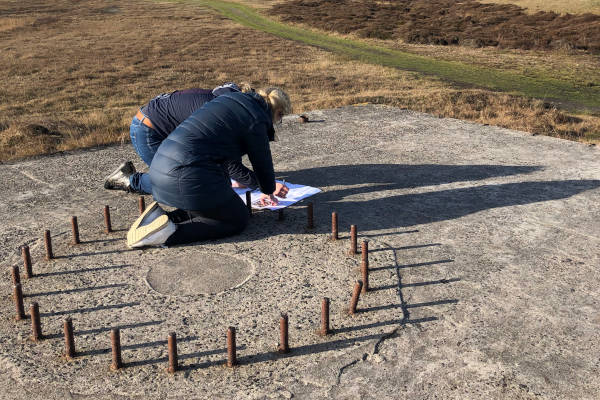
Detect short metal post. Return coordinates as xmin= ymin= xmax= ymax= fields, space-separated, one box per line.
xmin=227 ymin=327 xmax=237 ymax=367
xmin=349 ymin=225 xmax=357 ymax=255
xmin=361 ymin=240 xmax=369 ymax=293
xmin=103 ymin=206 xmax=112 ymax=233
xmin=138 ymin=196 xmax=146 ymax=215
xmin=278 ymin=314 xmax=289 ymax=354
xmin=331 ymin=212 xmax=338 ymax=240
xmin=349 ymin=281 xmax=363 ymax=315
xmin=167 ymin=332 xmax=178 ymax=373
xmin=30 ymin=302 xmax=42 ymax=341
xmin=320 ymin=297 xmax=330 ymax=335
xmin=71 ymin=216 xmax=80 ymax=245
xmin=21 ymin=245 xmax=32 ymax=279
xmin=64 ymin=317 xmax=75 ymax=359
xmin=245 ymin=192 xmax=252 ymax=217
xmin=13 ymin=284 xmax=25 ymax=321
xmin=306 ymin=202 xmax=314 ymax=229
xmin=44 ymin=230 xmax=53 ymax=261
xmin=110 ymin=328 xmax=122 ymax=370
xmin=11 ymin=265 xmax=20 ymax=285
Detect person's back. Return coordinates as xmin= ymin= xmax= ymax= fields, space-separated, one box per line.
xmin=141 ymin=89 xmax=215 ymax=138
xmin=150 ymin=91 xmax=276 ymax=211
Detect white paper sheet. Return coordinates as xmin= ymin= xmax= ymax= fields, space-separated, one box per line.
xmin=232 ymin=180 xmax=321 ymax=210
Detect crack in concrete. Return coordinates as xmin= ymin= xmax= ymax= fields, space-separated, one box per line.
xmin=334 ymin=242 xmax=407 ymax=386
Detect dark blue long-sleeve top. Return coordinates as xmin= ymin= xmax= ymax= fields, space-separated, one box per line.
xmin=149 ymin=91 xmax=276 ymax=211
xmin=140 ymin=84 xmax=259 ymax=190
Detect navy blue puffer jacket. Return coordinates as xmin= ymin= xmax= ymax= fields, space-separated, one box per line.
xmin=149 ymin=92 xmax=276 ymax=211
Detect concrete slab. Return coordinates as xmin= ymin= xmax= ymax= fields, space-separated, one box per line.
xmin=0 ymin=105 xmax=598 ymax=399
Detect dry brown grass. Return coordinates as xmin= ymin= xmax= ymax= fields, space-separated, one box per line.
xmin=0 ymin=0 xmax=598 ymax=162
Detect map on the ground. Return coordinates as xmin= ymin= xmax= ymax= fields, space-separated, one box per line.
xmin=233 ymin=180 xmax=321 ymax=210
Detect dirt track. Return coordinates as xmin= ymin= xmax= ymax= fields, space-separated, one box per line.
xmin=271 ymin=0 xmax=600 ymax=53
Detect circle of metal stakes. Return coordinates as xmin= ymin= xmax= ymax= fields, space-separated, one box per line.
xmin=8 ymin=202 xmax=381 ymax=373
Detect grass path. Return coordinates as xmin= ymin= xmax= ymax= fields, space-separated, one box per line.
xmin=193 ymin=0 xmax=599 ymax=111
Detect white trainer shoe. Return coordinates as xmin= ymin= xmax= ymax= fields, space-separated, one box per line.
xmin=127 ymin=201 xmax=177 ymax=248
xmin=104 ymin=161 xmax=136 ymax=192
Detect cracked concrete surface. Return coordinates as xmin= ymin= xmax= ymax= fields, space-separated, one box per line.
xmin=0 ymin=105 xmax=599 ymax=399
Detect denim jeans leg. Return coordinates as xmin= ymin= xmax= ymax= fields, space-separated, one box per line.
xmin=129 ymin=172 xmax=153 ymax=195
xmin=129 ymin=116 xmax=167 ymax=194
xmin=130 ymin=117 xmax=164 ymax=167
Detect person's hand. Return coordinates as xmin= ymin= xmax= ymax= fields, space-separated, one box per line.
xmin=231 ymin=180 xmax=247 ymax=189
xmin=259 ymin=193 xmax=279 ymax=207
xmin=273 ymin=182 xmax=289 ymax=198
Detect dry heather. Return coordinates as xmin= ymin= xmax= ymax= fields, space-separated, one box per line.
xmin=479 ymin=0 xmax=600 ymax=15
xmin=0 ymin=0 xmax=598 ymax=162
xmin=271 ymin=0 xmax=600 ymax=52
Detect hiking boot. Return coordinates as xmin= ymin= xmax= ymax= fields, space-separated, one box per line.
xmin=127 ymin=201 xmax=177 ymax=248
xmin=104 ymin=161 xmax=136 ymax=192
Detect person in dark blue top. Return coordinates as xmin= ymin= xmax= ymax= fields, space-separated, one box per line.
xmin=104 ymin=82 xmax=273 ymax=195
xmin=126 ymin=87 xmax=292 ymax=248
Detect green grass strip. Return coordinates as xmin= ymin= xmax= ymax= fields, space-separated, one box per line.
xmin=192 ymin=0 xmax=599 ymax=111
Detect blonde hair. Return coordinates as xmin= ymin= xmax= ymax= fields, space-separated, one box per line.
xmin=256 ymin=87 xmax=292 ymax=118
xmin=238 ymin=81 xmax=254 ymax=93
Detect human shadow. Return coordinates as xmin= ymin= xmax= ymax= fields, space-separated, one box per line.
xmin=174 ymin=163 xmax=599 ymax=245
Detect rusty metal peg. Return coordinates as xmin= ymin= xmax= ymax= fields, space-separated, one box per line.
xmin=30 ymin=302 xmax=42 ymax=341
xmin=320 ymin=297 xmax=330 ymax=336
xmin=227 ymin=327 xmax=237 ymax=367
xmin=21 ymin=245 xmax=32 ymax=278
xmin=11 ymin=265 xmax=20 ymax=285
xmin=103 ymin=205 xmax=112 ymax=233
xmin=110 ymin=328 xmax=123 ymax=370
xmin=64 ymin=317 xmax=76 ymax=359
xmin=361 ymin=240 xmax=369 ymax=293
xmin=13 ymin=283 xmax=25 ymax=321
xmin=306 ymin=202 xmax=314 ymax=229
xmin=349 ymin=280 xmax=363 ymax=315
xmin=138 ymin=196 xmax=146 ymax=215
xmin=245 ymin=191 xmax=252 ymax=217
xmin=349 ymin=225 xmax=358 ymax=255
xmin=167 ymin=332 xmax=178 ymax=373
xmin=278 ymin=314 xmax=290 ymax=354
xmin=331 ymin=212 xmax=338 ymax=240
xmin=70 ymin=216 xmax=80 ymax=245
xmin=44 ymin=230 xmax=53 ymax=260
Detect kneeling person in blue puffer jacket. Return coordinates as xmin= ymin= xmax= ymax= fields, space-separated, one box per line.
xmin=126 ymin=88 xmax=292 ymax=248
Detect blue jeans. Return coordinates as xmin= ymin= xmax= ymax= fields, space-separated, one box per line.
xmin=129 ymin=116 xmax=166 ymax=194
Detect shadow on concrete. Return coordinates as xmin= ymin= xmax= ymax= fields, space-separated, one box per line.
xmin=36 ymin=264 xmax=131 ymax=277
xmin=332 ymin=316 xmax=438 ymax=334
xmin=25 ymin=283 xmax=128 ymax=298
xmin=215 ymin=164 xmax=600 ymax=242
xmin=280 ymin=164 xmax=541 ymax=190
xmin=55 ymin=248 xmax=136 ymax=259
xmin=80 ymin=238 xmax=122 ymax=245
xmin=371 ymin=277 xmax=461 ymax=291
xmin=44 ymin=320 xmax=164 ymax=340
xmin=370 ymin=259 xmax=455 ymax=272
xmin=370 ymin=243 xmax=442 ymax=252
xmin=40 ymin=302 xmax=140 ymax=318
xmin=77 ymin=335 xmax=202 ymax=358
